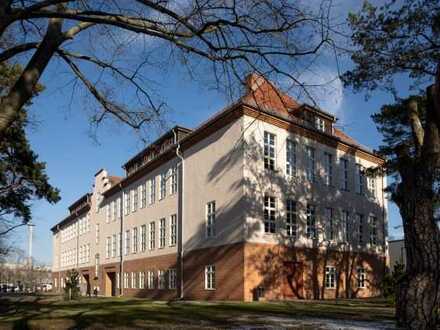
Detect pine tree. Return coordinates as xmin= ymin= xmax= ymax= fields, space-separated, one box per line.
xmin=343 ymin=1 xmax=440 ymax=328
xmin=0 ymin=62 xmax=60 ymax=235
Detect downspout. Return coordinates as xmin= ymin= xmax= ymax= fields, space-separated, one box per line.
xmin=174 ymin=129 xmax=185 ymax=299
xmin=382 ymin=174 xmax=388 ymax=277
xmin=57 ymin=225 xmax=61 ymax=293
xmin=119 ymin=184 xmax=124 ymax=296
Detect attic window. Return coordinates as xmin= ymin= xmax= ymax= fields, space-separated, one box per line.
xmin=315 ymin=117 xmax=326 ymax=132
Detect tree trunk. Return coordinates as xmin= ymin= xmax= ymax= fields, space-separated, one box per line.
xmin=0 ymin=16 xmax=63 ymax=136
xmin=395 ymin=165 xmax=440 ymax=329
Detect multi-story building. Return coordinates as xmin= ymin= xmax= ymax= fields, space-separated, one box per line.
xmin=51 ymin=74 xmax=387 ymax=301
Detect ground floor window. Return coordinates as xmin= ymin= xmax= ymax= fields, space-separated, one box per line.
xmin=168 ymin=269 xmax=176 ymax=289
xmin=116 ymin=272 xmax=120 ymax=289
xmin=158 ymin=270 xmax=166 ymax=289
xmin=131 ymin=272 xmax=136 ymax=289
xmin=357 ymin=267 xmax=366 ymax=288
xmin=147 ymin=271 xmax=155 ymax=289
xmin=123 ymin=272 xmax=129 ymax=289
xmin=205 ymin=265 xmax=216 ymax=290
xmin=139 ymin=272 xmax=145 ymax=289
xmin=325 ymin=266 xmax=336 ymax=289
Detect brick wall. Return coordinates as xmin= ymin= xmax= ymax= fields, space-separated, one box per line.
xmin=183 ymin=242 xmax=245 ymax=300
xmin=99 ymin=253 xmax=178 ymax=299
xmin=53 ymin=242 xmax=385 ymax=302
xmin=244 ymin=242 xmax=386 ymax=301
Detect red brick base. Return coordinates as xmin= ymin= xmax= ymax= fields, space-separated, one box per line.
xmin=244 ymin=243 xmax=385 ymax=301
xmin=52 ymin=243 xmax=385 ymax=302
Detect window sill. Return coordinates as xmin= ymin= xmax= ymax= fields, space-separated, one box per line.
xmin=204 ymin=288 xmax=216 ymax=291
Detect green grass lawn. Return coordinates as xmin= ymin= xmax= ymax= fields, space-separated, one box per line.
xmin=0 ymin=294 xmax=396 ymax=329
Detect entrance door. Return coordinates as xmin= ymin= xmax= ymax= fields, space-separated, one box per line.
xmin=105 ymin=272 xmax=116 ymax=297
xmin=83 ymin=274 xmax=91 ymax=296
xmin=282 ymin=261 xmax=304 ymax=299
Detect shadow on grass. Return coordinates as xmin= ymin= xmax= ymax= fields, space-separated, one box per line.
xmin=0 ymin=294 xmax=395 ymax=329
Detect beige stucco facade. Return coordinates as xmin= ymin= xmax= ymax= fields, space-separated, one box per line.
xmin=51 ymin=75 xmax=388 ymax=300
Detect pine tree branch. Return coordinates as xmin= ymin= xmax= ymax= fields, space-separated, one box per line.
xmin=407 ymin=99 xmax=424 ymax=156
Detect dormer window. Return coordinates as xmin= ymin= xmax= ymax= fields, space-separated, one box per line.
xmin=315 ymin=117 xmax=326 ymax=132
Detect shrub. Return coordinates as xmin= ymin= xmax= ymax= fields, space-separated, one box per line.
xmin=63 ymin=269 xmax=80 ymax=300
xmin=382 ymin=262 xmax=405 ymax=303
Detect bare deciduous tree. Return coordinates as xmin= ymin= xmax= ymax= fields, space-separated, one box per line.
xmin=0 ymin=0 xmax=337 ymax=136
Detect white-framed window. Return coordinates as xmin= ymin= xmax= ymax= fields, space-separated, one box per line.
xmin=356 ymin=164 xmax=365 ymax=195
xmin=96 ymin=194 xmax=101 ymax=213
xmin=116 ymin=272 xmax=120 ymax=289
xmin=342 ymin=210 xmax=350 ymax=243
xmin=106 ymin=204 xmax=110 ymax=223
xmin=125 ymin=229 xmax=130 ymax=255
xmin=133 ymin=187 xmax=138 ymax=212
xmin=111 ymin=234 xmax=116 ymax=258
xmin=206 ymin=201 xmax=216 ymax=237
xmin=306 ymin=146 xmax=316 ymax=182
xmin=95 ymin=253 xmax=99 ymax=277
xmin=286 ymin=139 xmax=296 ymax=177
xmin=147 ymin=271 xmax=155 ymax=289
xmin=79 ymin=246 xmax=83 ymax=264
xmin=132 ymin=227 xmax=138 ymax=254
xmin=168 ymin=269 xmax=176 ymax=289
xmin=306 ymin=204 xmax=316 ymax=239
xmin=357 ymin=267 xmax=366 ymax=288
xmin=325 ymin=207 xmax=334 ymax=241
xmin=124 ymin=190 xmax=130 ymax=215
xmin=117 ymin=197 xmax=121 ymax=220
xmin=150 ymin=178 xmax=156 ymax=204
xmin=286 ymin=199 xmax=297 ymax=239
xmin=111 ymin=200 xmax=116 ymax=222
xmin=315 ymin=117 xmax=326 ymax=132
xmin=368 ymin=176 xmax=376 ymax=198
xmin=105 ymin=236 xmax=111 ymax=259
xmin=369 ymin=215 xmax=378 ymax=246
xmin=356 ymin=213 xmax=364 ymax=245
xmin=171 ymin=166 xmax=178 ymax=194
xmin=324 ymin=152 xmax=333 ymax=186
xmin=160 ymin=172 xmax=166 ymax=200
xmin=264 ymin=131 xmax=276 ymax=171
xmin=131 ymin=272 xmax=136 ymax=289
xmin=340 ymin=158 xmax=349 ymax=191
xmin=141 ymin=183 xmax=147 ymax=208
xmin=140 ymin=224 xmax=147 ymax=252
xmin=158 ymin=270 xmax=166 ymax=289
xmin=123 ymin=272 xmax=129 ymax=289
xmin=139 ymin=272 xmax=145 ymax=289
xmin=325 ymin=266 xmax=336 ymax=288
xmin=205 ymin=265 xmax=216 ymax=290
xmin=117 ymin=232 xmax=121 ymax=257
xmin=264 ymin=196 xmax=276 ymax=233
xmin=95 ymin=224 xmax=100 ymax=244
xmin=159 ymin=218 xmax=166 ymax=248
xmin=87 ymin=244 xmax=91 ymax=263
xmin=170 ymin=214 xmax=177 ymax=246
xmin=149 ymin=221 xmax=155 ymax=250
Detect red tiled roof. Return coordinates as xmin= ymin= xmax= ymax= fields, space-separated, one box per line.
xmin=109 ymin=176 xmax=122 ymax=187
xmin=242 ymin=73 xmax=363 ymax=148
xmin=241 ymin=73 xmax=300 ymax=117
xmin=333 ymin=128 xmax=360 ymax=147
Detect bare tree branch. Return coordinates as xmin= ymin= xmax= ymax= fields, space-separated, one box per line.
xmin=0 ymin=42 xmax=39 ymax=63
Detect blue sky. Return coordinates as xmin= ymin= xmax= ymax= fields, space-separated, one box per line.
xmin=11 ymin=0 xmax=407 ymax=265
